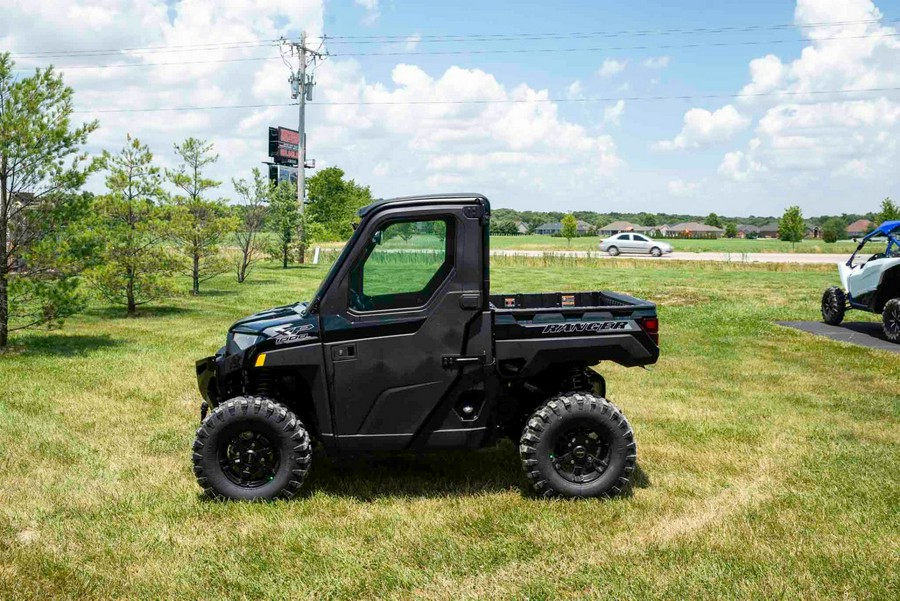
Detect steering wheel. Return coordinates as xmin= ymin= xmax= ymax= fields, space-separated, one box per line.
xmin=866 ymin=253 xmax=885 ymax=263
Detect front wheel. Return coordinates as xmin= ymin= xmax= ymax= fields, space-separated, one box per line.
xmin=883 ymin=298 xmax=900 ymax=343
xmin=821 ymin=286 xmax=846 ymax=325
xmin=193 ymin=397 xmax=312 ymax=500
xmin=650 ymin=247 xmax=662 ymax=257
xmin=607 ymin=246 xmax=620 ymax=256
xmin=520 ymin=393 xmax=636 ymax=499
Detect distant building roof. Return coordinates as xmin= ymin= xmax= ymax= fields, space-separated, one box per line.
xmin=669 ymin=222 xmax=725 ymax=233
xmin=846 ymin=219 xmax=872 ymax=233
xmin=599 ymin=220 xmax=651 ymax=232
xmin=758 ymin=222 xmax=780 ymax=233
xmin=737 ymin=224 xmax=760 ymax=232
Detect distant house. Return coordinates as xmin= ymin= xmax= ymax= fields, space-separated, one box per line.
xmin=758 ymin=222 xmax=780 ymax=239
xmin=597 ymin=221 xmax=652 ymax=237
xmin=656 ymin=224 xmax=672 ymax=237
xmin=736 ymin=224 xmax=760 ymax=239
xmin=534 ymin=220 xmax=592 ymax=235
xmin=805 ymin=222 xmax=822 ymax=239
xmin=846 ymin=219 xmax=872 ymax=238
xmin=514 ymin=221 xmax=529 ymax=235
xmin=664 ymin=222 xmax=725 ymax=239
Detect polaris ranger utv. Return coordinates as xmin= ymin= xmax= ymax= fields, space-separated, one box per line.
xmin=193 ymin=194 xmax=660 ymax=500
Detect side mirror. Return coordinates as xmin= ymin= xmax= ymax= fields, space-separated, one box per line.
xmin=373 ymin=230 xmax=384 ymax=245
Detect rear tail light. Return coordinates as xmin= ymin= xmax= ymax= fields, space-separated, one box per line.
xmin=640 ymin=317 xmax=659 ymax=345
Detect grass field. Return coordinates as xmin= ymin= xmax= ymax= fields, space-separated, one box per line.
xmin=1 ymin=259 xmax=898 ymax=599
xmin=319 ymin=234 xmax=859 ymax=255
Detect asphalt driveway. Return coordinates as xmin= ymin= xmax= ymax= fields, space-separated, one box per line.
xmin=777 ymin=321 xmax=899 ymax=353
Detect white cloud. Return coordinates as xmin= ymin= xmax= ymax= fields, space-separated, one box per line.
xmin=667 ymin=179 xmax=701 ymax=196
xmin=719 ymin=0 xmax=900 ymax=189
xmin=566 ymin=80 xmax=584 ymax=100
xmin=597 ymin=58 xmax=627 ymax=77
xmin=654 ymin=105 xmax=749 ymax=151
xmin=405 ymin=33 xmax=421 ymax=51
xmin=313 ymin=62 xmax=624 ymax=195
xmin=718 ymin=151 xmax=766 ymax=181
xmin=602 ymin=100 xmax=625 ymax=126
xmin=642 ymin=56 xmax=670 ymax=69
xmin=354 ymin=0 xmax=380 ymax=26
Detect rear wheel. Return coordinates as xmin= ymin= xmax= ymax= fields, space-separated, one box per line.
xmin=650 ymin=247 xmax=662 ymax=257
xmin=821 ymin=286 xmax=846 ymax=325
xmin=607 ymin=246 xmax=620 ymax=257
xmin=193 ymin=397 xmax=312 ymax=500
xmin=883 ymin=298 xmax=900 ymax=343
xmin=520 ymin=392 xmax=636 ymax=499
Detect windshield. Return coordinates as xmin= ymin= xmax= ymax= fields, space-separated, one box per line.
xmin=305 ymin=220 xmax=368 ymax=314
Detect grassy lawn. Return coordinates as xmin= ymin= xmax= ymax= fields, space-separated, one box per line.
xmin=487 ymin=234 xmax=858 ymax=254
xmin=1 ymin=259 xmax=897 ymax=599
xmin=321 ymin=235 xmax=859 ymax=255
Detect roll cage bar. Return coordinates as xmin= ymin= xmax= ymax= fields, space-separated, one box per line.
xmin=848 ymin=221 xmax=900 ymax=266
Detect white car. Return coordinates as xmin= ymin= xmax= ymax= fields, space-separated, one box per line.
xmin=599 ymin=233 xmax=673 ymax=257
xmin=821 ymin=220 xmax=900 ymax=343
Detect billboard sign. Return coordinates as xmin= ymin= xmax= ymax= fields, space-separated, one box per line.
xmin=268 ymin=164 xmax=298 ymax=186
xmin=268 ymin=126 xmax=300 ymax=166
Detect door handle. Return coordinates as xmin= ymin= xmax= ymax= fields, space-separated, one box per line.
xmin=331 ymin=344 xmax=357 ymax=361
xmin=459 ymin=294 xmax=481 ymax=310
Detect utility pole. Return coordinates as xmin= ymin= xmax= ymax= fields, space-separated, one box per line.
xmin=283 ymin=32 xmax=324 ymax=262
xmin=284 ymin=32 xmax=324 ymax=211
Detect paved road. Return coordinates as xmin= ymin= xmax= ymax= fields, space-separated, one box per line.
xmin=489 ymin=250 xmax=847 ymax=265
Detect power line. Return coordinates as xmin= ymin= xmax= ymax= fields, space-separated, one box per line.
xmin=13 ymin=55 xmax=283 ymax=71
xmin=8 ymin=17 xmax=895 ymax=59
xmin=71 ymin=86 xmax=900 ymax=114
xmin=8 ymin=39 xmax=282 ymax=59
xmin=323 ymin=18 xmax=895 ymax=41
xmin=327 ymin=32 xmax=900 ymax=56
xmin=16 ymin=31 xmax=900 ymax=72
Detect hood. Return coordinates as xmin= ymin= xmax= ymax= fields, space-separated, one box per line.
xmin=230 ymin=302 xmax=310 ymax=335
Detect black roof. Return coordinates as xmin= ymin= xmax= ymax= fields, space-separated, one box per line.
xmin=358 ymin=193 xmax=490 ymax=217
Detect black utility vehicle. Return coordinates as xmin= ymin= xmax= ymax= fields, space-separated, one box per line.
xmin=193 ymin=194 xmax=660 ymax=499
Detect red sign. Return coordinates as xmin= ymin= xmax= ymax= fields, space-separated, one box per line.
xmin=277 ymin=127 xmax=299 ymax=145
xmin=268 ymin=126 xmax=300 ymax=166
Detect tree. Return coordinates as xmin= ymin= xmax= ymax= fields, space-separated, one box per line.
xmin=704 ymin=212 xmax=722 ymax=228
xmin=639 ymin=213 xmax=657 ymax=227
xmin=779 ymin=205 xmax=805 ymax=246
xmin=307 ymin=166 xmax=373 ymax=242
xmin=561 ymin=214 xmax=578 ymax=246
xmin=232 ymin=168 xmax=270 ymax=283
xmin=724 ymin=223 xmax=738 ymax=238
xmin=875 ymin=197 xmax=899 ymax=226
xmin=86 ymin=136 xmax=178 ymax=316
xmin=822 ymin=217 xmax=844 ymax=243
xmin=166 ymin=138 xmax=237 ymax=295
xmin=0 ymin=53 xmax=98 ymax=348
xmin=267 ymin=180 xmax=302 ymax=269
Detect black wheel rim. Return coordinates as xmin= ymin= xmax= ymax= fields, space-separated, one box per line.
xmin=550 ymin=426 xmax=611 ymax=484
xmin=822 ymin=292 xmax=840 ymax=321
xmin=886 ymin=304 xmax=900 ymax=338
xmin=219 ymin=430 xmax=280 ymax=488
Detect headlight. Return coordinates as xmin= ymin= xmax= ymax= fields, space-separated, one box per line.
xmin=228 ymin=332 xmax=263 ymax=353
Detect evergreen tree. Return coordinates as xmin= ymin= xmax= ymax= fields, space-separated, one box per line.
xmin=167 ymin=138 xmax=237 ymax=295
xmin=87 ymin=136 xmax=177 ymax=315
xmin=0 ymin=53 xmax=99 ymax=347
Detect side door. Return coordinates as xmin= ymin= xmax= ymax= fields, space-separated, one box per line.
xmin=617 ymin=234 xmax=634 ymax=253
xmin=631 ymin=234 xmax=651 ymax=253
xmin=317 ymin=204 xmax=489 ymax=451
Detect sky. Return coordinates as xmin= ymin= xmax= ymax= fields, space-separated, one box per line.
xmin=2 ymin=0 xmax=899 ymax=217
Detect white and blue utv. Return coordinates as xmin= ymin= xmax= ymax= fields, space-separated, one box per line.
xmin=821 ymin=220 xmax=900 ymax=343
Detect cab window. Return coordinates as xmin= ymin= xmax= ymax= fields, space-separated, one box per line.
xmin=349 ymin=218 xmax=453 ymax=311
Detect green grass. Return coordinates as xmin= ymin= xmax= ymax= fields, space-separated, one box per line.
xmin=320 ymin=234 xmax=859 ymax=255
xmin=1 ymin=259 xmax=898 ymax=599
xmin=487 ymin=235 xmax=859 ymax=254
